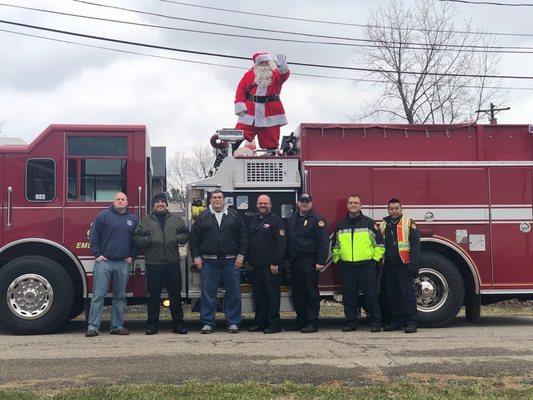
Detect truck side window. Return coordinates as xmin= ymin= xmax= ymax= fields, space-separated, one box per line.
xmin=26 ymin=159 xmax=55 ymax=202
xmin=68 ymin=137 xmax=126 ymax=156
xmin=68 ymin=159 xmax=77 ymax=200
xmin=80 ymin=159 xmax=127 ymax=202
xmin=67 ymin=135 xmax=128 ymax=202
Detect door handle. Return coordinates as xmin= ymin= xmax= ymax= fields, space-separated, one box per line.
xmin=7 ymin=186 xmax=12 ymax=229
xmin=137 ymin=186 xmax=142 ymax=219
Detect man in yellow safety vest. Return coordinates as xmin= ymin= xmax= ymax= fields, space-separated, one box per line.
xmin=332 ymin=194 xmax=385 ymax=332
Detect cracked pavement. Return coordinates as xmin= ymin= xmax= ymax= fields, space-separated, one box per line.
xmin=0 ymin=316 xmax=531 ymax=390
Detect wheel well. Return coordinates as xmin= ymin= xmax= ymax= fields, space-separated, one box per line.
xmin=0 ymin=241 xmax=86 ymax=303
xmin=421 ymin=240 xmax=479 ymax=296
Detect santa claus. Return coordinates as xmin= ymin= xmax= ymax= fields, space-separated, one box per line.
xmin=234 ymin=52 xmax=290 ymax=152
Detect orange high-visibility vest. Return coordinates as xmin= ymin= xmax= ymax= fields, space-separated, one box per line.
xmin=380 ymin=216 xmax=412 ymax=264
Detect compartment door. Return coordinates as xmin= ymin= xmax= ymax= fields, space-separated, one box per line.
xmin=489 ymin=167 xmax=533 ymax=289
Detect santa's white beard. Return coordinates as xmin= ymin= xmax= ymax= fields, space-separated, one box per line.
xmin=254 ymin=64 xmax=274 ymax=87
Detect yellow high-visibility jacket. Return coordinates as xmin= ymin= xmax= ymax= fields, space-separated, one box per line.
xmin=332 ymin=213 xmax=385 ymax=264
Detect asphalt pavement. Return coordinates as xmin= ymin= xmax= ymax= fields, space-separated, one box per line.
xmin=0 ymin=316 xmax=532 ymax=391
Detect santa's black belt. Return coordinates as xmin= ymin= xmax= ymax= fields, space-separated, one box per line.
xmin=246 ymin=94 xmax=280 ymax=103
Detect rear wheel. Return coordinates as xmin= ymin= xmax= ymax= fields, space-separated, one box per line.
xmin=0 ymin=256 xmax=74 ymax=333
xmin=417 ymin=252 xmax=464 ymax=327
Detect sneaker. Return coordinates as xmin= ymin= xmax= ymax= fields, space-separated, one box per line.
xmin=384 ymin=324 xmax=402 ymax=332
xmin=145 ymin=328 xmax=158 ymax=335
xmin=172 ymin=326 xmax=188 ymax=335
xmin=342 ymin=324 xmax=357 ymax=332
xmin=404 ymin=325 xmax=418 ymax=334
xmin=110 ymin=328 xmax=129 ymax=335
xmin=200 ymin=325 xmax=214 ymax=334
xmin=370 ymin=326 xmax=382 ymax=333
xmin=301 ymin=325 xmax=318 ymax=333
xmin=85 ymin=329 xmax=99 ymax=337
xmin=227 ymin=324 xmax=239 ymax=333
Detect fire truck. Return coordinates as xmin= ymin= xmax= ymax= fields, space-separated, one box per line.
xmin=0 ymin=123 xmax=531 ymax=333
xmin=187 ymin=123 xmax=533 ymax=327
xmin=0 ymin=124 xmax=164 ymax=333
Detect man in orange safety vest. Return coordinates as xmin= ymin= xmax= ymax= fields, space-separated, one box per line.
xmin=380 ymin=198 xmax=420 ymax=333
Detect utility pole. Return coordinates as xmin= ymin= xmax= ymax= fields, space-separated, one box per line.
xmin=476 ymin=103 xmax=510 ymax=125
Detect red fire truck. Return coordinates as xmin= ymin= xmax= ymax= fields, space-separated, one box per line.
xmin=188 ymin=123 xmax=533 ymax=327
xmin=0 ymin=124 xmax=163 ymax=333
xmin=0 ymin=123 xmax=531 ymax=333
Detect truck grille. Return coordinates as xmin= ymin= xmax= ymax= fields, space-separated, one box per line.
xmin=246 ymin=161 xmax=284 ymax=182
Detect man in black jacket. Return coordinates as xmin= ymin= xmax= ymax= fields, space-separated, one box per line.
xmin=189 ymin=190 xmax=248 ymax=334
xmin=381 ymin=198 xmax=421 ymax=333
xmin=247 ymin=195 xmax=287 ymax=334
xmin=133 ymin=193 xmax=189 ymax=335
xmin=286 ymin=194 xmax=329 ymax=333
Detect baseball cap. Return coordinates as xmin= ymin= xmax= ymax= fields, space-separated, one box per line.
xmin=298 ymin=194 xmax=313 ymax=202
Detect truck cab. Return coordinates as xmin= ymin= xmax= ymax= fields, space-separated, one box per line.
xmin=0 ymin=125 xmax=163 ymax=333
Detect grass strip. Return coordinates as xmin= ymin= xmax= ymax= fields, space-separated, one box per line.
xmin=1 ymin=380 xmax=531 ymax=400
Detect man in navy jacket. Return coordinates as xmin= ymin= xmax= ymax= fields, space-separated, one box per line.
xmin=86 ymin=192 xmax=138 ymax=337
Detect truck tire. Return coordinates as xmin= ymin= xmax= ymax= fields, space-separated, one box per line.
xmin=465 ymin=293 xmax=481 ymax=323
xmin=0 ymin=256 xmax=75 ymax=334
xmin=68 ymin=298 xmax=85 ymax=320
xmin=417 ymin=252 xmax=464 ymax=327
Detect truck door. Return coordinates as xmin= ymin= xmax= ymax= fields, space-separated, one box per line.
xmin=3 ymin=154 xmax=62 ymax=246
xmin=63 ymin=133 xmax=135 ymax=295
xmin=489 ymin=167 xmax=533 ymax=289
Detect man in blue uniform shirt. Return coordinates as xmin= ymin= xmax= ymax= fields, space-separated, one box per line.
xmin=86 ymin=192 xmax=138 ymax=337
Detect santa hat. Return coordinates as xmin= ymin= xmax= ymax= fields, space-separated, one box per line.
xmin=252 ymin=52 xmax=272 ymax=64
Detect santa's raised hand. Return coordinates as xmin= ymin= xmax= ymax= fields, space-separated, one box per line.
xmin=276 ymin=54 xmax=287 ymax=69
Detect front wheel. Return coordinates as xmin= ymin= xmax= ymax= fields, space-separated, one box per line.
xmin=0 ymin=256 xmax=75 ymax=334
xmin=416 ymin=252 xmax=464 ymax=327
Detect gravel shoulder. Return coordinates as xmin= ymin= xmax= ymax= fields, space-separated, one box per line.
xmin=0 ymin=314 xmax=531 ymax=392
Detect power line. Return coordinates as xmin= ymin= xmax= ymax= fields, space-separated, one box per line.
xmin=0 ymin=27 xmax=356 ymax=82
xmin=2 ymin=19 xmax=533 ymax=80
xmin=2 ymin=27 xmax=532 ymax=91
xmin=157 ymin=0 xmax=533 ymax=38
xmin=74 ymin=0 xmax=533 ymax=47
xmin=3 ymin=2 xmax=533 ymax=54
xmin=439 ymin=0 xmax=533 ymax=6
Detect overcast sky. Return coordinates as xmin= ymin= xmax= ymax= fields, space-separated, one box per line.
xmin=0 ymin=0 xmax=532 ymax=157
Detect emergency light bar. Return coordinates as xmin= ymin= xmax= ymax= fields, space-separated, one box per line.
xmin=216 ymin=129 xmax=244 ymax=142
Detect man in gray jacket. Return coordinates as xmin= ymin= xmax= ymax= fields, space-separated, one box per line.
xmin=134 ymin=193 xmax=189 ymax=335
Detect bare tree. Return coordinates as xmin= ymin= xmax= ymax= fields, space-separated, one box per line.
xmin=353 ymin=0 xmax=503 ymax=124
xmin=167 ymin=142 xmax=214 ymax=208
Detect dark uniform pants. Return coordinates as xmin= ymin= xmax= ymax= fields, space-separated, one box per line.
xmin=384 ymin=263 xmax=418 ymax=327
xmin=146 ymin=264 xmax=184 ymax=330
xmin=251 ymin=267 xmax=281 ymax=328
xmin=340 ymin=261 xmax=382 ymax=327
xmin=291 ymin=256 xmax=320 ymax=328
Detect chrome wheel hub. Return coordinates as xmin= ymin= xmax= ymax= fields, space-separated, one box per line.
xmin=416 ymin=268 xmax=449 ymax=312
xmin=6 ymin=274 xmax=54 ymax=320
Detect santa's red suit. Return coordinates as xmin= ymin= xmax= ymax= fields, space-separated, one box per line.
xmin=234 ymin=52 xmax=290 ymax=150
